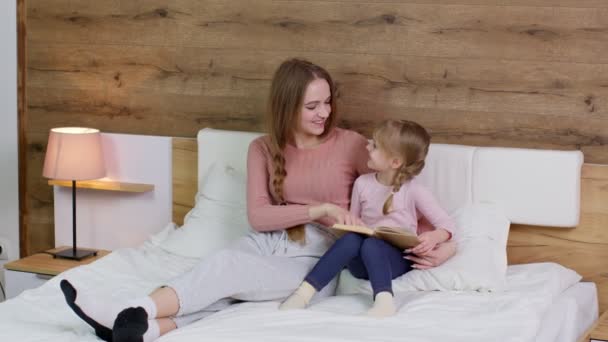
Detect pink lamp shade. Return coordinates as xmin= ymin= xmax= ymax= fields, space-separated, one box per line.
xmin=43 ymin=127 xmax=106 ymax=180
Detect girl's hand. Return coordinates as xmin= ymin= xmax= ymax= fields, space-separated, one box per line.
xmin=403 ymin=240 xmax=457 ymax=269
xmin=323 ymin=203 xmax=364 ymax=226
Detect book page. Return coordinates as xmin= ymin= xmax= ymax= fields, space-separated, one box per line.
xmin=330 ymin=224 xmax=374 ymax=236
xmin=330 ymin=225 xmax=420 ymax=249
xmin=375 ymin=226 xmax=414 ymax=235
xmin=375 ymin=227 xmax=420 ymax=249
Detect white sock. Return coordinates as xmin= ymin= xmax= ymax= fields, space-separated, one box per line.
xmin=126 ymin=296 xmax=158 ymax=320
xmin=279 ymin=282 xmax=317 ymax=310
xmin=143 ymin=319 xmax=161 ymax=342
xmin=74 ymin=293 xmax=125 ymax=329
xmin=366 ymin=291 xmax=396 ymax=318
xmin=75 ymin=294 xmax=157 ymax=329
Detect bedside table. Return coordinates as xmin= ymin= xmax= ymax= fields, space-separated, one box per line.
xmin=3 ymin=246 xmax=109 ymax=299
xmin=579 ymin=310 xmax=608 ymax=342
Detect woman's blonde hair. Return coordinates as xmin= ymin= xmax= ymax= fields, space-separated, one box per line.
xmin=267 ymin=58 xmax=337 ymax=243
xmin=373 ymin=120 xmax=431 ymax=215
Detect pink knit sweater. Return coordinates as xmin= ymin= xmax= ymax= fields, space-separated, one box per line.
xmin=247 ymin=128 xmax=370 ymax=232
xmin=350 ymin=173 xmax=455 ymax=235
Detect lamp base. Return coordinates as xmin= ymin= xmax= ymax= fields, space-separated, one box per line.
xmin=52 ymin=248 xmax=98 ymax=261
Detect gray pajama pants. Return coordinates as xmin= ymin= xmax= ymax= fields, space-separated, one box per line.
xmin=166 ymin=224 xmax=337 ymax=328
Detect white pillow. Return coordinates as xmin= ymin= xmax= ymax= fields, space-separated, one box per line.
xmin=506 ymin=262 xmax=581 ymax=297
xmin=201 ymin=162 xmax=246 ymax=204
xmin=160 ymin=162 xmax=251 ymax=258
xmin=337 ymin=203 xmax=510 ymax=295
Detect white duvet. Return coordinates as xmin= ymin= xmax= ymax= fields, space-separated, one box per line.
xmin=0 ymin=240 xmax=581 ymax=342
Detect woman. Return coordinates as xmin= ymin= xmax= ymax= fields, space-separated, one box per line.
xmin=60 ymin=58 xmax=456 ymax=342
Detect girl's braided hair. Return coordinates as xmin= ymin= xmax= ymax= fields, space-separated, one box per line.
xmin=374 ymin=120 xmax=431 ymax=215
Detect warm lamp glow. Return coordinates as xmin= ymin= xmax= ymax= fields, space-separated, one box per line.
xmin=43 ymin=127 xmax=106 ymax=181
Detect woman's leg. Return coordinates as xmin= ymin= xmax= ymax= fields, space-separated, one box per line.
xmin=111 ymin=248 xmax=317 ymax=341
xmin=149 ymin=286 xmax=179 ymax=317
xmin=158 ymin=318 xmax=177 ymax=335
xmin=280 ymin=233 xmax=364 ymax=310
xmin=60 ymin=280 xmax=159 ymax=342
xmin=63 ymin=232 xmax=315 ymax=341
xmin=165 ymin=248 xmax=315 ymax=315
xmin=170 ymin=298 xmax=235 ymax=328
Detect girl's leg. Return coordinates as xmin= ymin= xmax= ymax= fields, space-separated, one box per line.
xmin=304 ymin=233 xmax=365 ymax=291
xmin=358 ymin=237 xmax=413 ymax=317
xmin=280 ymin=233 xmax=365 ymax=310
xmin=360 ymin=237 xmax=412 ymax=296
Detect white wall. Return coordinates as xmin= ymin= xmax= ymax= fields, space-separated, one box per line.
xmin=54 ymin=133 xmax=173 ymax=251
xmin=0 ymin=1 xmax=19 ymax=264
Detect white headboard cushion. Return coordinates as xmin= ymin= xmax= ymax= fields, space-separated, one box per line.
xmin=197 ymin=128 xmax=262 ymax=191
xmin=196 ymin=128 xmax=583 ymax=228
xmin=472 ymin=148 xmax=583 ymax=227
xmin=416 ymin=144 xmax=476 ymax=214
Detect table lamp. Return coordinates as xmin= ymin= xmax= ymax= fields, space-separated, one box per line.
xmin=42 ymin=127 xmax=106 ymax=260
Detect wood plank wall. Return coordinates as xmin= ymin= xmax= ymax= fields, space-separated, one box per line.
xmin=18 ymin=0 xmax=27 ymax=256
xmin=24 ymin=0 xmax=608 ymax=255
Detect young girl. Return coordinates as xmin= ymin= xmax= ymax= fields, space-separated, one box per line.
xmin=280 ymin=119 xmax=455 ymax=317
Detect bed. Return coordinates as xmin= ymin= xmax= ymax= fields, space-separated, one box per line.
xmin=0 ymin=127 xmax=604 ymax=342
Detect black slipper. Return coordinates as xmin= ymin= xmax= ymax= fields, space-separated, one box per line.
xmin=60 ymin=279 xmax=113 ymax=342
xmin=112 ymin=307 xmax=149 ymax=342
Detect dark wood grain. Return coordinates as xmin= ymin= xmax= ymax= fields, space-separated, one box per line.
xmin=18 ymin=0 xmax=28 ymax=257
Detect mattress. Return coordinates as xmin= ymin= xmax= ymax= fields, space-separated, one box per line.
xmin=536 ymin=282 xmax=598 ymax=342
xmin=159 ymin=281 xmax=597 ymax=342
xmin=0 ymin=242 xmax=598 ymax=342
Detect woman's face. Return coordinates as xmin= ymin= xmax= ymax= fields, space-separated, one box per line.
xmin=296 ymin=78 xmax=332 ymax=137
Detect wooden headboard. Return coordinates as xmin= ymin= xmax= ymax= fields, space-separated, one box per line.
xmin=508 ymin=164 xmax=608 ymax=314
xmin=172 ymin=137 xmax=198 ymax=226
xmin=172 ymin=137 xmax=608 ymax=313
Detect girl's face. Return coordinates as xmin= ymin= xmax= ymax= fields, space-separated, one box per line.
xmin=296 ymin=78 xmax=332 ymax=138
xmin=366 ymin=139 xmax=402 ymax=172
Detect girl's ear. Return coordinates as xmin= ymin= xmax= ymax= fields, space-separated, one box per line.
xmin=390 ymin=157 xmax=404 ymax=169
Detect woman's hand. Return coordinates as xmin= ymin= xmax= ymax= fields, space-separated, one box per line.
xmin=407 ymin=229 xmax=451 ymax=256
xmin=408 ymin=230 xmax=443 ymax=256
xmin=403 ymin=240 xmax=457 ymax=270
xmin=322 ymin=203 xmax=364 ymax=226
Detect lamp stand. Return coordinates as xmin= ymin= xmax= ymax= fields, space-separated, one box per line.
xmin=52 ymin=180 xmax=97 ymax=261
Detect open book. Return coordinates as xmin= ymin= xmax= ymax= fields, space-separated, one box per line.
xmin=330 ymin=224 xmax=420 ymax=250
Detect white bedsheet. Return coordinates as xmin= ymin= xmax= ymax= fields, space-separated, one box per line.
xmin=536 ymin=282 xmax=597 ymax=342
xmin=0 ymin=242 xmax=595 ymax=342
